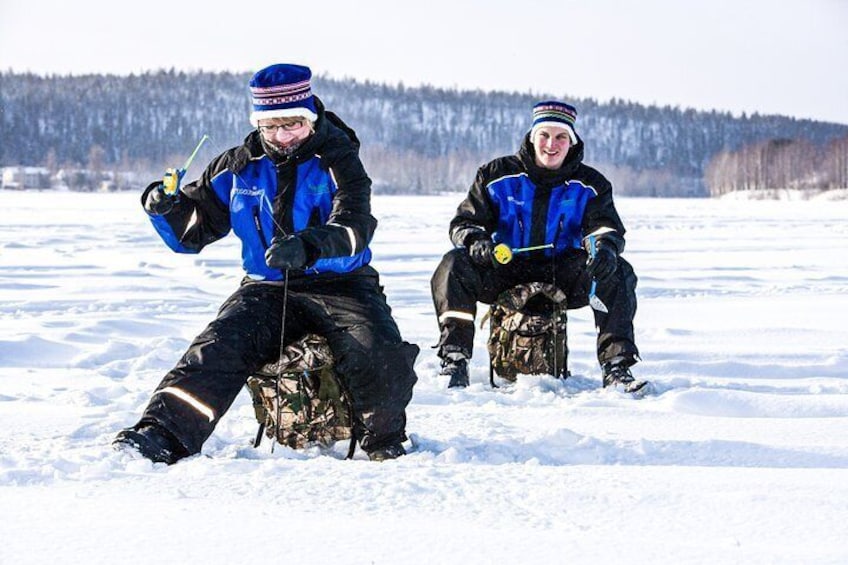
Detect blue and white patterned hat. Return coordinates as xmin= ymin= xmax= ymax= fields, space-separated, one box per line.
xmin=249 ymin=64 xmax=318 ymax=126
xmin=530 ymin=100 xmax=578 ymax=143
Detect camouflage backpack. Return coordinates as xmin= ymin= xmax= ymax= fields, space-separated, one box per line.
xmin=485 ymin=282 xmax=569 ymax=384
xmin=246 ymin=334 xmax=353 ymax=450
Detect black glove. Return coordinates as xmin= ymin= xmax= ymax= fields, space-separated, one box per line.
xmin=265 ymin=235 xmax=309 ymax=270
xmin=585 ymin=239 xmax=618 ymax=283
xmin=143 ymin=182 xmax=177 ymax=215
xmin=468 ymin=236 xmax=495 ymax=267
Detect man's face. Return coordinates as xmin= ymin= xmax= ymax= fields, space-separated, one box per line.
xmin=532 ymin=125 xmax=572 ymax=170
xmin=257 ymin=117 xmax=312 ymax=150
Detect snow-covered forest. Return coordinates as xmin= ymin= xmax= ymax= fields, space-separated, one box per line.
xmin=2 ymin=70 xmax=847 ymax=196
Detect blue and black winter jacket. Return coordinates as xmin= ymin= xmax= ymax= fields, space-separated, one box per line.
xmin=143 ymin=100 xmax=377 ymax=282
xmin=449 ymin=134 xmax=627 ymax=257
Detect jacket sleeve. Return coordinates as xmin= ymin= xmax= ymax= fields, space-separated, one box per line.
xmin=448 ymin=164 xmax=499 ymax=248
xmin=296 ymin=141 xmax=377 ymax=259
xmin=580 ymin=167 xmax=627 ymax=253
xmin=141 ymin=152 xmax=232 ymax=254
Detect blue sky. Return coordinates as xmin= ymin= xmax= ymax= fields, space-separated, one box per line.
xmin=2 ymin=0 xmax=846 ymax=124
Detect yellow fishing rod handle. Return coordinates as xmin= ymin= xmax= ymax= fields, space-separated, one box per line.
xmin=161 ymin=135 xmax=209 ymax=196
xmin=493 ymin=243 xmax=513 ymax=264
xmin=162 ymin=168 xmax=182 ymax=196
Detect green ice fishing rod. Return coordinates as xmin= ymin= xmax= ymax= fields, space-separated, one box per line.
xmin=162 ymin=134 xmax=210 ymax=196
xmin=492 ymin=243 xmax=555 ymax=265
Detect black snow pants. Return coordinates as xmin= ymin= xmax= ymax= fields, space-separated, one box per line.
xmin=136 ymin=270 xmax=418 ymax=455
xmin=430 ymin=248 xmax=639 ymax=366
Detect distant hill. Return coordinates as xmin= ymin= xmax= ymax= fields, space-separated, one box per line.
xmin=2 ymin=70 xmax=846 ymax=196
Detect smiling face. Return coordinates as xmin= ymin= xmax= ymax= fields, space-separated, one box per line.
xmin=257 ymin=117 xmax=314 ymax=150
xmin=532 ymin=125 xmax=573 ymax=170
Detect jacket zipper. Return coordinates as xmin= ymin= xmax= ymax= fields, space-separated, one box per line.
xmin=518 ymin=217 xmax=527 ymax=248
xmin=252 ymin=206 xmax=270 ymax=249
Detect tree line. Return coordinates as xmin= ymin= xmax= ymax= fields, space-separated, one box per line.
xmin=2 ymin=70 xmax=847 ymax=196
xmin=704 ymin=136 xmax=848 ymax=196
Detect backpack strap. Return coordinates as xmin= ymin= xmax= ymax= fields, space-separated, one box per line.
xmin=345 ymin=419 xmax=357 ymax=459
xmin=485 ymin=304 xmax=499 ymax=388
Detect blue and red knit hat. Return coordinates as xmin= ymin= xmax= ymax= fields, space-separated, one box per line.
xmin=249 ymin=64 xmax=318 ymax=126
xmin=530 ymin=100 xmax=578 ymax=144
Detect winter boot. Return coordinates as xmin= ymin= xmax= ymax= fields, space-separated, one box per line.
xmin=440 ymin=357 xmax=469 ymax=388
xmin=367 ymin=442 xmax=407 ymax=462
xmin=602 ymin=361 xmax=648 ymax=394
xmin=113 ymin=423 xmax=190 ymax=465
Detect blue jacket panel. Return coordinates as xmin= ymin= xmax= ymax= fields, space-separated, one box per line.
xmin=545 ymin=181 xmax=598 ymax=250
xmin=148 ymin=212 xmax=197 ymax=254
xmin=486 ymin=172 xmax=597 ymax=254
xmin=143 ymin=102 xmax=377 ymax=283
xmin=202 ymin=155 xmax=370 ymax=281
xmin=147 ymin=153 xmax=371 ymax=281
xmin=449 ymin=134 xmax=627 ymax=256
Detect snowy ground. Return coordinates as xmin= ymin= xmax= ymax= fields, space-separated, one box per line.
xmin=1 ymin=190 xmax=847 ymax=564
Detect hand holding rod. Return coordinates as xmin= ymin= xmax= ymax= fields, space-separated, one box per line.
xmin=162 ymin=134 xmax=210 ymax=196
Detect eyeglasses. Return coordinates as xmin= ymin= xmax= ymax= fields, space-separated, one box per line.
xmin=258 ymin=120 xmax=306 ymax=135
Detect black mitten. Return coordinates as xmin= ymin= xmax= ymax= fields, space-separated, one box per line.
xmin=265 ymin=235 xmax=309 ymax=270
xmin=468 ymin=237 xmax=495 ymax=267
xmin=143 ymin=183 xmax=177 ymax=215
xmin=586 ymin=239 xmax=618 ymax=282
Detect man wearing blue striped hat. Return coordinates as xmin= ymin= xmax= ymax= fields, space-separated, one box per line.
xmin=431 ymin=100 xmax=644 ymax=392
xmin=114 ymin=64 xmax=418 ymax=463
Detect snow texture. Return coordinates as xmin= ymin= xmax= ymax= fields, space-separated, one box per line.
xmin=1 ymin=191 xmax=847 ymax=564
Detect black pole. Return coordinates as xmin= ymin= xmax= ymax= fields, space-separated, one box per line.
xmin=272 ymin=270 xmax=290 ymax=453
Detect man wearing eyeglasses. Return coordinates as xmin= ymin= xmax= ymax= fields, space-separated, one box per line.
xmin=114 ymin=63 xmax=419 ymax=464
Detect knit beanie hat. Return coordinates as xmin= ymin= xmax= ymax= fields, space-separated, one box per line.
xmin=530 ymin=100 xmax=578 ymax=144
xmin=249 ymin=64 xmax=318 ymax=126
